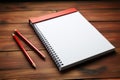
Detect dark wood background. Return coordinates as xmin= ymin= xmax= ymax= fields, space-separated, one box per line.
xmin=0 ymin=1 xmax=120 ymax=80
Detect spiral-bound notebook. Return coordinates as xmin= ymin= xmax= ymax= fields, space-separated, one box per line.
xmin=29 ymin=8 xmax=115 ymax=71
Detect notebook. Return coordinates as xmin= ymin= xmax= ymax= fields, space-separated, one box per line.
xmin=29 ymin=8 xmax=115 ymax=71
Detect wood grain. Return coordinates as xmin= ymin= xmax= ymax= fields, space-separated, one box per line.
xmin=0 ymin=51 xmax=120 ymax=79
xmin=0 ymin=1 xmax=120 ymax=11
xmin=0 ymin=1 xmax=120 ymax=80
xmin=0 ymin=10 xmax=120 ymax=23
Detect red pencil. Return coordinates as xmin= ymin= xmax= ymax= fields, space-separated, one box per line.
xmin=12 ymin=33 xmax=36 ymax=69
xmin=14 ymin=29 xmax=46 ymax=60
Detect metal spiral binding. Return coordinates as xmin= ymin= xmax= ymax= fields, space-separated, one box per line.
xmin=43 ymin=37 xmax=64 ymax=68
xmin=33 ymin=26 xmax=64 ymax=68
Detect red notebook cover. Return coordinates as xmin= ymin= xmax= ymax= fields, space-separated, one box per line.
xmin=29 ymin=8 xmax=77 ymax=23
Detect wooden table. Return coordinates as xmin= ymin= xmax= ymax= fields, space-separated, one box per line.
xmin=0 ymin=1 xmax=120 ymax=80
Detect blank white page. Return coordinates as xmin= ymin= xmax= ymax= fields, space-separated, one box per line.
xmin=35 ymin=12 xmax=115 ymax=70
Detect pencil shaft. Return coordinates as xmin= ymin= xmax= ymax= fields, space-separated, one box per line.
xmin=12 ymin=34 xmax=36 ymax=69
xmin=15 ymin=29 xmax=46 ymax=60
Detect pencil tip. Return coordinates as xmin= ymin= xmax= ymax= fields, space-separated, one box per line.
xmin=33 ymin=63 xmax=37 ymax=69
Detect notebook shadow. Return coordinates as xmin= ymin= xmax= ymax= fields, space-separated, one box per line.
xmin=60 ymin=50 xmax=117 ymax=74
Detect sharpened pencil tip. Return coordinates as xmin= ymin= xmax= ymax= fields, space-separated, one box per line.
xmin=33 ymin=63 xmax=37 ymax=69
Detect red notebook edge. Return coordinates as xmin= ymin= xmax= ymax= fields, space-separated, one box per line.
xmin=29 ymin=8 xmax=77 ymax=23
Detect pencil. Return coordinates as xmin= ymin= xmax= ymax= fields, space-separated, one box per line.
xmin=12 ymin=33 xmax=36 ymax=69
xmin=14 ymin=29 xmax=46 ymax=60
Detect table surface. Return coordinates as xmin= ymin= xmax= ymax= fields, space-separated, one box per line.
xmin=0 ymin=1 xmax=120 ymax=80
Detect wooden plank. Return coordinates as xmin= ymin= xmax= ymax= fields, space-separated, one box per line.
xmin=0 ymin=1 xmax=120 ymax=11
xmin=0 ymin=24 xmax=35 ymax=38
xmin=0 ymin=10 xmax=120 ymax=24
xmin=0 ymin=23 xmax=45 ymax=51
xmin=91 ymin=22 xmax=120 ymax=33
xmin=0 ymin=35 xmax=45 ymax=51
xmin=0 ymin=50 xmax=48 ymax=70
xmin=0 ymin=22 xmax=120 ymax=37
xmin=0 ymin=50 xmax=120 ymax=79
xmin=79 ymin=10 xmax=120 ymax=22
xmin=0 ymin=11 xmax=55 ymax=24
